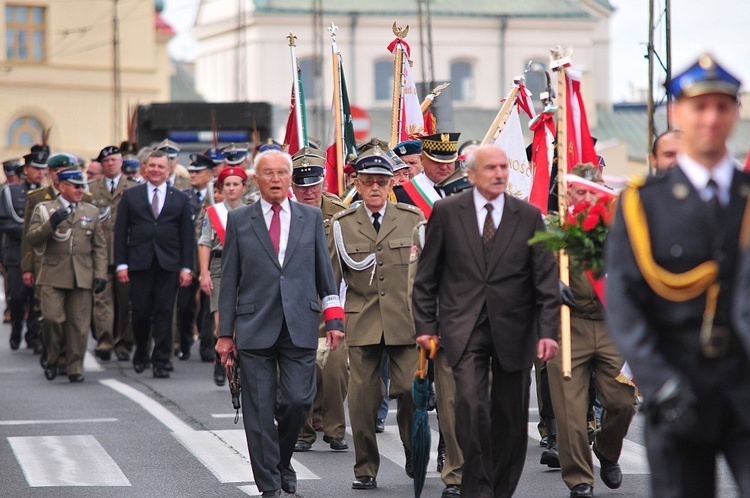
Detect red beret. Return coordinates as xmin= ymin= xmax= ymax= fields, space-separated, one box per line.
xmin=218 ymin=166 xmax=248 ymax=185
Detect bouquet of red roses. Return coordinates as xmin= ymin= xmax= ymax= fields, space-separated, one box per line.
xmin=528 ymin=197 xmax=616 ymax=279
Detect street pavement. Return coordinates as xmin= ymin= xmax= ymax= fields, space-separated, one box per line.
xmin=0 ymin=317 xmax=740 ymax=497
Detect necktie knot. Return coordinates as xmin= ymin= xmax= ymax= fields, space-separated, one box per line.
xmin=271 ymin=203 xmax=282 ymax=214
xmin=196 ymin=191 xmax=202 ymax=203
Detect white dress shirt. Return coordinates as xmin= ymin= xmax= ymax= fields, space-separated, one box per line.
xmin=107 ymin=174 xmax=122 ymax=194
xmin=473 ymin=187 xmax=505 ymax=237
xmin=147 ymin=182 xmax=167 ymax=214
xmin=364 ymin=202 xmax=387 ymax=226
xmin=677 ymin=152 xmax=735 ymax=206
xmin=261 ymin=197 xmax=291 ymax=265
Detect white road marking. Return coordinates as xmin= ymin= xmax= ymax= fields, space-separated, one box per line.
xmin=527 ymin=422 xmax=650 ymax=474
xmin=211 ymin=413 xmax=243 ymax=418
xmin=237 ymin=484 xmax=262 ymax=496
xmin=83 ymin=351 xmax=104 ymax=372
xmin=99 ymin=378 xmax=193 ymax=432
xmin=0 ymin=418 xmax=118 ymax=426
xmin=376 ymin=425 xmax=441 ymax=479
xmin=8 ymin=435 xmax=130 ymax=487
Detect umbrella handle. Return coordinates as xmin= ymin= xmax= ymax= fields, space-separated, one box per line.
xmin=417 ymin=339 xmax=438 ymax=380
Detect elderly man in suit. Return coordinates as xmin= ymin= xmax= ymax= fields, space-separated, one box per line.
xmin=216 ymin=149 xmax=345 ymax=498
xmin=27 ymin=166 xmax=107 ymax=382
xmin=114 ymin=150 xmax=195 ymax=379
xmin=412 ymin=144 xmax=560 ymax=498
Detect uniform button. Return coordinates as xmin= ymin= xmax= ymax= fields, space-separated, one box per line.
xmin=380 ymin=291 xmax=385 ymax=296
xmin=377 ymin=246 xmax=382 ymax=251
xmin=378 ymin=261 xmax=383 ymax=266
xmin=670 ymin=245 xmax=683 ymax=258
xmin=379 ymin=276 xmax=384 ymax=281
xmin=280 ymin=276 xmax=285 ymax=280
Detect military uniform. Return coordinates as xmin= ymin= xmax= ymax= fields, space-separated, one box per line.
xmin=89 ymin=171 xmax=139 ymax=359
xmin=331 ymin=194 xmax=424 ymax=480
xmin=27 ymin=187 xmax=107 ymax=379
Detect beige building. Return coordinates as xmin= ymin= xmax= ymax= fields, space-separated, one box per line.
xmin=0 ymin=0 xmax=173 ymax=163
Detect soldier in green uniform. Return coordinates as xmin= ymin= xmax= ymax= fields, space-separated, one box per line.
xmin=330 ymin=146 xmax=424 ymax=490
xmin=27 ymin=166 xmax=107 ymax=382
xmin=88 ymin=146 xmax=139 ymax=361
xmin=292 ymin=148 xmax=350 ymax=453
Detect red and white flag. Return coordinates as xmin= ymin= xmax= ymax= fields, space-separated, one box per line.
xmin=528 ymin=107 xmax=556 ymax=214
xmin=387 ymin=38 xmax=425 ymax=141
xmin=565 ymin=69 xmax=598 ymax=171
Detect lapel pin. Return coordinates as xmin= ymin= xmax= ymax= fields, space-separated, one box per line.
xmin=672 ymin=183 xmax=689 ymax=200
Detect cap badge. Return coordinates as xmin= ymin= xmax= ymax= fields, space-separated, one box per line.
xmin=441 ymin=133 xmax=450 ymax=143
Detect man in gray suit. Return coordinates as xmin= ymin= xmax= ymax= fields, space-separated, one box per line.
xmin=216 ymin=149 xmax=345 ymax=498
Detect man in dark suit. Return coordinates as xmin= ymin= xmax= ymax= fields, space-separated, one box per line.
xmin=412 ymin=144 xmax=560 ymax=498
xmin=607 ymin=54 xmax=750 ymax=497
xmin=216 ymin=149 xmax=345 ymax=498
xmin=114 ymin=150 xmax=195 ymax=378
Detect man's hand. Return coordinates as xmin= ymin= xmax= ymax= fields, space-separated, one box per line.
xmin=416 ymin=334 xmax=439 ymax=350
xmin=116 ymin=269 xmax=129 ymax=283
xmin=93 ymin=278 xmax=107 ymax=294
xmin=199 ymin=272 xmax=213 ymax=295
xmin=22 ymin=272 xmax=34 ymax=287
xmin=215 ymin=336 xmax=238 ymax=367
xmin=326 ymin=329 xmax=345 ymax=351
xmin=49 ymin=208 xmax=70 ymax=229
xmin=179 ymin=270 xmax=193 ymax=287
xmin=537 ymin=338 xmax=558 ymax=362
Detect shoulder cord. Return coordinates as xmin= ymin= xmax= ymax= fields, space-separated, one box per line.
xmin=31 ymin=203 xmax=72 ymax=258
xmin=333 ymin=219 xmax=376 ymax=272
xmin=2 ymin=186 xmax=24 ymax=224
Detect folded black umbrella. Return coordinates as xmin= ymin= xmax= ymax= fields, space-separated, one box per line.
xmin=226 ymin=351 xmax=241 ymax=424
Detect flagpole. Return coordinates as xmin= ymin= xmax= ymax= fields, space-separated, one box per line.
xmin=420 ymin=82 xmax=450 ymax=113
xmin=481 ymin=85 xmax=520 ymax=145
xmin=551 ymin=45 xmax=573 ymax=381
xmin=329 ymin=23 xmax=345 ymax=195
xmin=390 ymin=23 xmax=409 ymax=148
xmin=287 ymin=32 xmax=305 ymax=151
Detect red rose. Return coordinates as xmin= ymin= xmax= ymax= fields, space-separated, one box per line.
xmin=582 ymin=211 xmax=600 ymax=231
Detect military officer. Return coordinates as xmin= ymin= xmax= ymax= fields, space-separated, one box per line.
xmin=393 ymin=139 xmax=423 ymax=178
xmin=0 ymin=157 xmax=43 ymax=352
xmin=330 ymin=146 xmax=424 ymax=490
xmin=88 ymin=146 xmax=139 ymax=361
xmin=27 ymin=166 xmax=107 ymax=382
xmin=156 ymin=139 xmax=191 ymax=191
xmin=607 ymin=54 xmax=750 ymax=497
xmin=292 ymin=148 xmax=350 ymax=453
xmin=122 ymin=155 xmax=142 ymax=183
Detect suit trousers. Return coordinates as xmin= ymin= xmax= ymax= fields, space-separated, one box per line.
xmin=129 ymin=264 xmax=179 ymax=368
xmin=548 ymin=316 xmax=637 ymax=489
xmin=7 ymin=265 xmax=37 ymax=346
xmin=453 ymin=320 xmax=530 ymax=498
xmin=298 ymin=338 xmax=349 ymax=442
xmin=93 ymin=273 xmax=115 ymax=352
xmin=38 ymin=285 xmax=91 ymax=376
xmin=239 ymin=322 xmax=316 ymax=493
xmin=434 ymin=346 xmax=463 ymax=485
xmin=112 ymin=276 xmax=133 ymax=354
xmin=348 ymin=342 xmax=418 ymax=478
xmin=176 ymin=279 xmax=199 ymax=355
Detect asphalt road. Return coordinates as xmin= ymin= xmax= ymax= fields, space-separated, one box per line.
xmin=0 ymin=318 xmax=739 ymax=497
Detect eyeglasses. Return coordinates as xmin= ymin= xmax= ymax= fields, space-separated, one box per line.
xmin=358 ymin=178 xmax=391 ymax=187
xmin=296 ymin=184 xmax=322 ymax=192
xmin=70 ymin=184 xmax=85 ymax=189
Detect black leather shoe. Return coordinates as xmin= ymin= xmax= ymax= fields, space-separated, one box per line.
xmin=375 ymin=418 xmax=385 ymax=433
xmin=441 ymin=485 xmax=461 ymax=497
xmin=261 ymin=491 xmax=281 ymax=497
xmin=279 ymin=464 xmax=297 ymax=494
xmin=540 ymin=435 xmax=549 ymax=447
xmin=95 ymin=349 xmax=111 ymax=361
xmin=9 ymin=335 xmax=20 ymax=350
xmin=58 ymin=365 xmax=67 ymax=376
xmin=68 ymin=374 xmax=85 ymax=383
xmin=179 ymin=350 xmax=191 ymax=361
xmin=570 ymin=483 xmax=593 ymax=497
xmin=133 ymin=362 xmax=150 ymax=373
xmin=44 ymin=363 xmax=58 ymax=381
xmin=294 ymin=440 xmax=312 ymax=452
xmin=116 ymin=351 xmax=130 ymax=362
xmin=164 ymin=361 xmax=174 ymax=372
xmin=540 ymin=434 xmax=560 ymax=468
xmin=593 ymin=442 xmax=622 ymax=489
xmin=351 ymin=476 xmax=377 ymax=490
xmin=153 ymin=366 xmax=170 ymax=379
xmin=323 ymin=435 xmax=348 ymax=450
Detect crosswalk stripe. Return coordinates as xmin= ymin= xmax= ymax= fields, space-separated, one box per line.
xmin=0 ymin=418 xmax=118 ymax=426
xmin=8 ymin=435 xmax=130 ymax=487
xmin=376 ymin=426 xmax=441 ymax=479
xmin=100 ymin=378 xmax=193 ymax=432
xmin=526 ymin=422 xmax=650 ymax=474
xmin=83 ymin=351 xmax=104 ymax=372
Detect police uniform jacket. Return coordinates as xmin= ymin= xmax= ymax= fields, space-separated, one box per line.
xmin=0 ymin=181 xmax=34 ymax=266
xmin=26 ymin=199 xmax=107 ymax=290
xmin=330 ymin=201 xmax=424 ymax=347
xmin=89 ymin=175 xmax=139 ymax=267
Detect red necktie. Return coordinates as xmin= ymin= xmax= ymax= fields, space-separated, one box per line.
xmin=269 ymin=204 xmax=281 ymax=255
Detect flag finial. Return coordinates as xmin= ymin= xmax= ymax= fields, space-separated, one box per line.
xmin=327 ymin=22 xmax=338 ymax=42
xmin=286 ymin=32 xmax=297 ymax=47
xmin=392 ymin=21 xmax=409 ymax=38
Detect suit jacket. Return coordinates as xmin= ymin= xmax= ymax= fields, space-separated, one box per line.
xmin=89 ymin=175 xmax=139 ymax=266
xmin=218 ymin=200 xmax=343 ymax=351
xmin=26 ymin=199 xmax=107 ymax=289
xmin=330 ymin=201 xmax=424 ymax=346
xmin=113 ymin=183 xmax=194 ymax=273
xmin=411 ymin=189 xmax=560 ymax=370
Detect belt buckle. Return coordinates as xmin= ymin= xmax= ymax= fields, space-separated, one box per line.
xmin=700 ymin=325 xmax=730 ymax=358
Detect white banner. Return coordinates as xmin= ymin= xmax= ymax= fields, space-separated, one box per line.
xmin=492 ymin=106 xmax=533 ymax=202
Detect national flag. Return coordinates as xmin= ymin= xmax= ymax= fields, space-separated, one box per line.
xmin=528 ymin=107 xmax=556 ymax=214
xmin=565 ymin=69 xmax=598 ymax=171
xmin=324 ymin=55 xmax=356 ymax=196
xmin=423 ymin=109 xmax=436 ymax=135
xmin=387 ymin=37 xmax=425 ymax=141
xmin=282 ymin=67 xmax=308 ymax=156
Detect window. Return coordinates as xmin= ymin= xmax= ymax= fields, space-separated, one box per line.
xmin=450 ymin=61 xmax=474 ymax=103
xmin=298 ymin=57 xmax=320 ymax=103
xmin=6 ymin=5 xmax=45 ymax=62
xmin=7 ymin=116 xmax=44 ymax=148
xmin=374 ymin=60 xmax=393 ymax=102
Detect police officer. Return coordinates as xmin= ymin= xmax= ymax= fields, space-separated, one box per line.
xmin=607 ymin=54 xmax=750 ymax=497
xmin=156 ymin=139 xmax=191 ymax=191
xmin=27 ymin=166 xmax=107 ymax=382
xmin=0 ymin=157 xmax=43 ymax=352
xmin=330 ymin=145 xmax=424 ymax=490
xmin=292 ymin=148 xmax=350 ymax=453
xmin=88 ymin=146 xmax=139 ymax=361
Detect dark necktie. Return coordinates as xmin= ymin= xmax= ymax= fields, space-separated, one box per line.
xmin=152 ymin=188 xmax=160 ymax=219
xmin=110 ymin=180 xmax=116 ymax=194
xmin=372 ymin=212 xmax=381 ymax=233
xmin=196 ymin=190 xmax=202 ymax=203
xmin=482 ymin=203 xmax=496 ymax=245
xmin=706 ymin=179 xmax=722 ymax=219
xmin=269 ymin=204 xmax=282 ymax=255
xmin=69 ymin=203 xmax=76 ymax=215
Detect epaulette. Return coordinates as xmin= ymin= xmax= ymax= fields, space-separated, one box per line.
xmin=323 ymin=192 xmax=347 ymax=209
xmin=626 ymin=174 xmax=647 ymax=189
xmin=83 ymin=191 xmax=93 ymax=201
xmin=394 ymin=202 xmax=422 ymax=216
xmin=331 ymin=205 xmax=358 ymax=221
xmin=27 ymin=186 xmax=45 ymax=196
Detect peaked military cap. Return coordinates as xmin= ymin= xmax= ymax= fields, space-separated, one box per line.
xmin=292 ymin=151 xmax=326 ymax=186
xmin=421 ymin=132 xmax=461 ymax=163
xmin=122 ymin=155 xmax=140 ymax=174
xmin=30 ymin=144 xmax=50 ymax=156
xmin=187 ymin=154 xmax=214 ymax=172
xmin=258 ymin=139 xmax=282 ymax=152
xmin=357 ymin=138 xmax=390 ymax=154
xmin=222 ymin=143 xmax=250 ymax=165
xmin=386 ymin=149 xmax=410 ymax=171
xmin=3 ymin=158 xmax=23 ymax=174
xmin=668 ymin=53 xmax=741 ymax=100
xmin=47 ymin=153 xmax=79 ymax=170
xmin=436 ymin=166 xmax=471 ymax=196
xmin=97 ymin=145 xmax=121 ymax=162
xmin=393 ymin=139 xmax=422 ymax=157
xmin=57 ymin=166 xmax=87 ymax=186
xmin=155 ymin=139 xmax=180 ymax=158
xmin=355 ymin=146 xmax=393 ymax=176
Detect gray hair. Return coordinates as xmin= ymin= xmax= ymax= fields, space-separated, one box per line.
xmin=254 ymin=149 xmax=293 ymax=175
xmin=464 ymin=144 xmax=505 ymax=171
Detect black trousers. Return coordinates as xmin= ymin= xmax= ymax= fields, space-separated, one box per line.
xmin=129 ymin=264 xmax=179 ymax=368
xmin=176 ymin=279 xmax=199 ymax=355
xmin=7 ymin=265 xmax=37 ymax=346
xmin=452 ymin=320 xmax=530 ymax=498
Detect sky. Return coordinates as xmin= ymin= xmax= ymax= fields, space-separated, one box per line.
xmin=161 ymin=0 xmax=750 ymax=103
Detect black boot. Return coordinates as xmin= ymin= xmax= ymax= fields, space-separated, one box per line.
xmin=540 ymin=417 xmax=560 ymax=468
xmin=436 ymin=431 xmax=446 ymax=473
xmin=9 ymin=320 xmax=21 ymax=350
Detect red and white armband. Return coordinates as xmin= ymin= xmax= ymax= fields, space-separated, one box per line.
xmin=322 ymin=295 xmax=345 ymax=322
